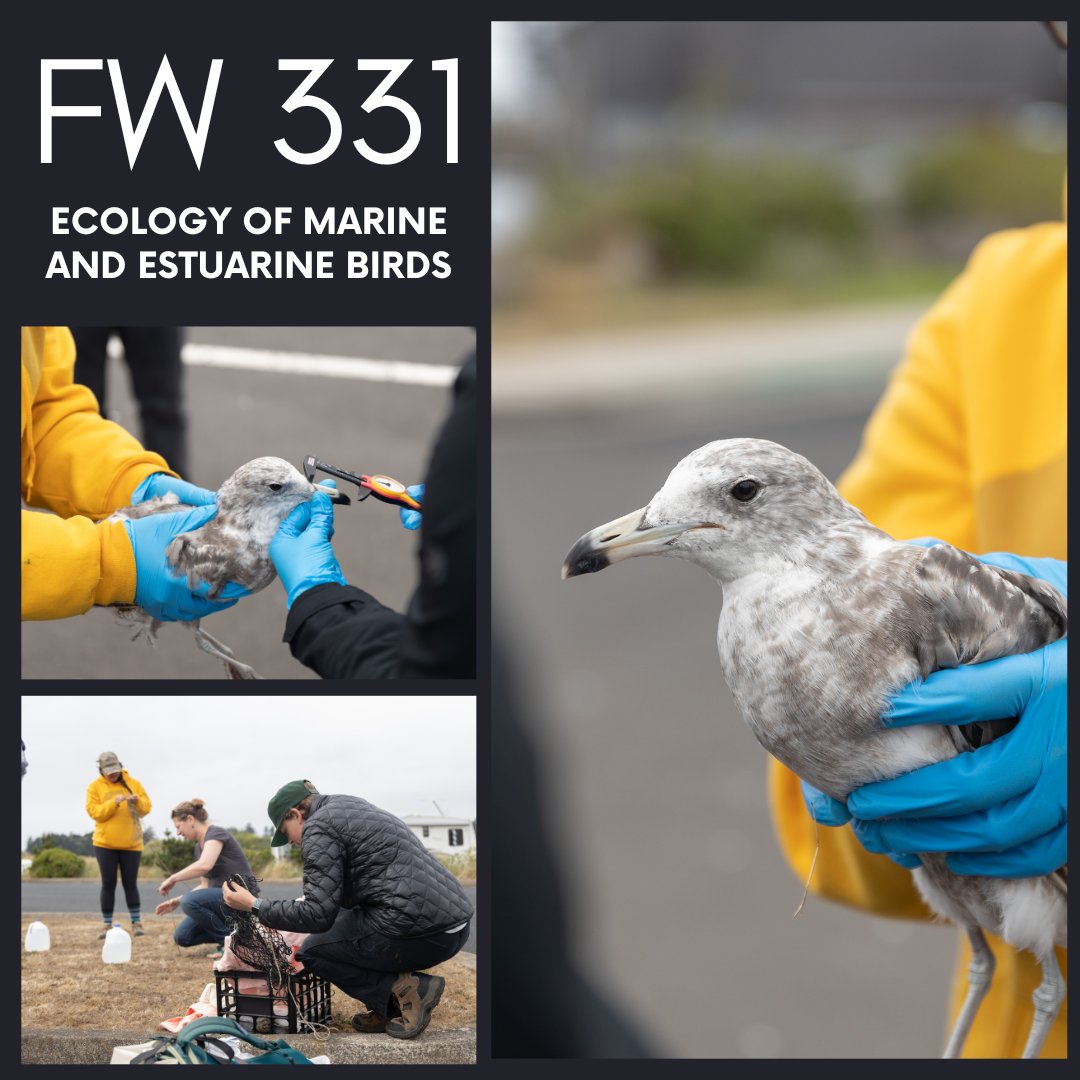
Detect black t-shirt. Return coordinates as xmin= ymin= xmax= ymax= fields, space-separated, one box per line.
xmin=196 ymin=825 xmax=259 ymax=894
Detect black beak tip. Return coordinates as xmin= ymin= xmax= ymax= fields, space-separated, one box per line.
xmin=327 ymin=490 xmax=351 ymax=505
xmin=561 ymin=544 xmax=610 ymax=580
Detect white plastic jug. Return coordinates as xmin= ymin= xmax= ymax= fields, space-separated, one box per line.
xmin=24 ymin=920 xmax=50 ymax=952
xmin=102 ymin=923 xmax=131 ymax=964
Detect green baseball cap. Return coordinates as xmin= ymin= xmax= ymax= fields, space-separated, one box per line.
xmin=268 ymin=779 xmax=319 ymax=847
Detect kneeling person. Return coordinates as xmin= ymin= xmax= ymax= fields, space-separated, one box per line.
xmin=156 ymin=798 xmax=259 ymax=958
xmin=223 ymin=780 xmax=473 ymax=1039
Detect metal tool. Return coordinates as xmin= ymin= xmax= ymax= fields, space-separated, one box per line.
xmin=302 ymin=455 xmax=422 ymax=512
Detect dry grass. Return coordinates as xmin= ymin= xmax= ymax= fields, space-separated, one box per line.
xmin=21 ymin=915 xmax=475 ymax=1034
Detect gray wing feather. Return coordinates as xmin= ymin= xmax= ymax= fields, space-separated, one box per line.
xmin=912 ymin=543 xmax=1067 ymax=673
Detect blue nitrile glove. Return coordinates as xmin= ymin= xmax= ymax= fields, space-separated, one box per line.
xmin=131 ymin=473 xmax=217 ymax=507
xmin=124 ymin=504 xmax=248 ymax=622
xmin=399 ymin=484 xmax=424 ymax=530
xmin=805 ymin=544 xmax=1067 ymax=878
xmin=269 ymin=487 xmax=348 ymax=608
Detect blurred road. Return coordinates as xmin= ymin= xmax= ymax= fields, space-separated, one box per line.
xmin=22 ymin=326 xmax=475 ymax=681
xmin=492 ymin=331 xmax=958 ymax=1058
xmin=21 ymin=880 xmax=477 ymax=954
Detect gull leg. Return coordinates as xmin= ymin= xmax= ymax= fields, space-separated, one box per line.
xmin=1020 ymin=949 xmax=1065 ymax=1059
xmin=184 ymin=622 xmax=262 ymax=680
xmin=942 ymin=927 xmax=994 ymax=1058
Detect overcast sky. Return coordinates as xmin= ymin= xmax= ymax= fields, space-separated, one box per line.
xmin=21 ymin=696 xmax=475 ymax=847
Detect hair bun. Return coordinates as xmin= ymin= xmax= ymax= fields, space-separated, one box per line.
xmin=191 ymin=798 xmax=205 ymax=808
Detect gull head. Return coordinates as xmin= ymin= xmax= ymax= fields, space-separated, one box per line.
xmin=217 ymin=456 xmax=341 ymax=525
xmin=561 ymin=438 xmax=861 ymax=584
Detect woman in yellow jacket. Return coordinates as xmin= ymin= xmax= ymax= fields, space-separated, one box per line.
xmin=769 ymin=215 xmax=1066 ymax=1057
xmin=21 ymin=326 xmax=241 ymax=624
xmin=86 ymin=751 xmax=152 ymax=937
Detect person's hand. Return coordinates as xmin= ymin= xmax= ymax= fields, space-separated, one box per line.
xmin=222 ymin=877 xmax=256 ymax=912
xmin=805 ymin=547 xmax=1067 ymax=879
xmin=114 ymin=794 xmax=127 ymax=806
xmin=131 ymin=473 xmax=217 ymax=507
xmin=269 ymin=489 xmax=348 ymax=608
xmin=399 ymin=484 xmax=424 ymax=530
xmin=158 ymin=877 xmax=175 ymax=896
xmin=123 ymin=504 xmax=249 ymax=622
xmin=154 ymin=898 xmax=180 ymax=916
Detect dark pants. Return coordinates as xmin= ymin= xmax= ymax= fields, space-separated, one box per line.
xmin=297 ymin=911 xmax=470 ymax=1017
xmin=72 ymin=326 xmax=189 ymax=476
xmin=94 ymin=846 xmax=142 ymax=921
xmin=174 ymin=887 xmax=231 ymax=948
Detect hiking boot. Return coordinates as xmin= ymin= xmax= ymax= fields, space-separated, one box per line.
xmin=385 ymin=973 xmax=445 ymax=1039
xmin=98 ymin=929 xmax=109 ymax=940
xmin=132 ymin=926 xmax=145 ymax=937
xmin=351 ymin=1011 xmax=391 ymax=1033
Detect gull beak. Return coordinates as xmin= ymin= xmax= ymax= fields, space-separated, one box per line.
xmin=314 ymin=482 xmax=351 ymax=505
xmin=561 ymin=507 xmax=717 ymax=579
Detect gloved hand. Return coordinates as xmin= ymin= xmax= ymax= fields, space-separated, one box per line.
xmin=804 ymin=546 xmax=1067 ymax=879
xmin=269 ymin=487 xmax=347 ymax=608
xmin=124 ymin=504 xmax=248 ymax=622
xmin=131 ymin=472 xmax=217 ymax=507
xmin=399 ymin=484 xmax=424 ymax=530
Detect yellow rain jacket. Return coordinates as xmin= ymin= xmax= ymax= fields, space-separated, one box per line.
xmin=86 ymin=770 xmax=152 ymax=851
xmin=21 ymin=326 xmax=176 ymax=620
xmin=769 ymin=219 xmax=1066 ymax=1058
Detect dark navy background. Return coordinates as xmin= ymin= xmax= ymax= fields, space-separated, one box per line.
xmin=12 ymin=6 xmax=488 ymax=329
xmin=11 ymin=2 xmax=491 ymax=1065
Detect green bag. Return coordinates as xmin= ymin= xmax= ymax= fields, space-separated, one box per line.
xmin=129 ymin=1016 xmax=315 ymax=1065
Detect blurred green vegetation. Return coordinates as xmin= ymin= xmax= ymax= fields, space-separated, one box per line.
xmin=902 ymin=127 xmax=1065 ymax=223
xmin=525 ymin=127 xmax=1064 ymax=292
xmin=540 ymin=156 xmax=865 ymax=279
xmin=435 ymin=848 xmax=477 ymax=883
xmin=29 ymin=847 xmax=85 ymax=878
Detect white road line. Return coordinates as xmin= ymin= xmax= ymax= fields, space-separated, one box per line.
xmin=179 ymin=342 xmax=457 ymax=387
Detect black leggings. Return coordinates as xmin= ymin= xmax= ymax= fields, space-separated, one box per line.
xmin=94 ymin=846 xmax=142 ymax=920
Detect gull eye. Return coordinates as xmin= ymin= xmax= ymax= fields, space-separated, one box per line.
xmin=268 ymin=482 xmax=284 ymax=493
xmin=730 ymin=479 xmax=760 ymax=502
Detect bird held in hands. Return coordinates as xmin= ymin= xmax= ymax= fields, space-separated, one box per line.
xmin=562 ymin=437 xmax=1066 ymax=1059
xmin=110 ymin=457 xmax=328 ymax=679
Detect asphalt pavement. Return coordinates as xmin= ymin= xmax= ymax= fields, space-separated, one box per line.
xmin=21 ymin=880 xmax=477 ymax=954
xmin=22 ymin=326 xmax=475 ymax=680
xmin=492 ymin=341 xmax=958 ymax=1058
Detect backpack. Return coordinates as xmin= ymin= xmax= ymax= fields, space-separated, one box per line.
xmin=129 ymin=1016 xmax=315 ymax=1064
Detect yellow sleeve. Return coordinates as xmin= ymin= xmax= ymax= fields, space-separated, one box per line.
xmin=130 ymin=778 xmax=152 ymax=818
xmin=836 ymin=268 xmax=977 ymax=550
xmin=21 ymin=511 xmax=136 ymax=620
xmin=22 ymin=326 xmax=174 ymax=518
xmin=86 ymin=781 xmax=120 ymax=824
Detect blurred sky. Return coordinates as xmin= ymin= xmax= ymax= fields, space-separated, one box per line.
xmin=21 ymin=696 xmax=475 ymax=845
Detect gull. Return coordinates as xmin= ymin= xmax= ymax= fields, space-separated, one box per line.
xmin=562 ymin=437 xmax=1067 ymax=1059
xmin=109 ymin=456 xmax=340 ymax=679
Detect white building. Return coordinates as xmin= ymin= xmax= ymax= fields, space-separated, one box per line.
xmin=402 ymin=815 xmax=476 ymax=855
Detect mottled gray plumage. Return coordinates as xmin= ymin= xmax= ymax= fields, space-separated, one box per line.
xmin=563 ymin=437 xmax=1067 ymax=1058
xmin=109 ymin=457 xmax=320 ymax=679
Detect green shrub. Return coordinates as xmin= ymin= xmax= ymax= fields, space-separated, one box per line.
xmin=902 ymin=128 xmax=1065 ymax=224
xmin=231 ymin=831 xmax=274 ymax=876
xmin=30 ymin=847 xmax=84 ymax=878
xmin=536 ymin=156 xmax=864 ymax=279
xmin=153 ymin=832 xmax=196 ymax=875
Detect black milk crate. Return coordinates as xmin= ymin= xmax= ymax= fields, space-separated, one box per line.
xmin=214 ymin=967 xmax=331 ymax=1034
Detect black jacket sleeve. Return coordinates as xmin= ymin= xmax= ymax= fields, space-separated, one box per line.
xmin=257 ymin=819 xmax=343 ymax=935
xmin=283 ymin=354 xmax=476 ymax=679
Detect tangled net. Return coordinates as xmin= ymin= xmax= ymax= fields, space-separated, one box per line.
xmin=223 ymin=874 xmax=295 ymax=991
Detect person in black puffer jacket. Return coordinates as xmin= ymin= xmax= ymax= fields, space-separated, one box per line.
xmin=222 ymin=779 xmax=472 ymax=1039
